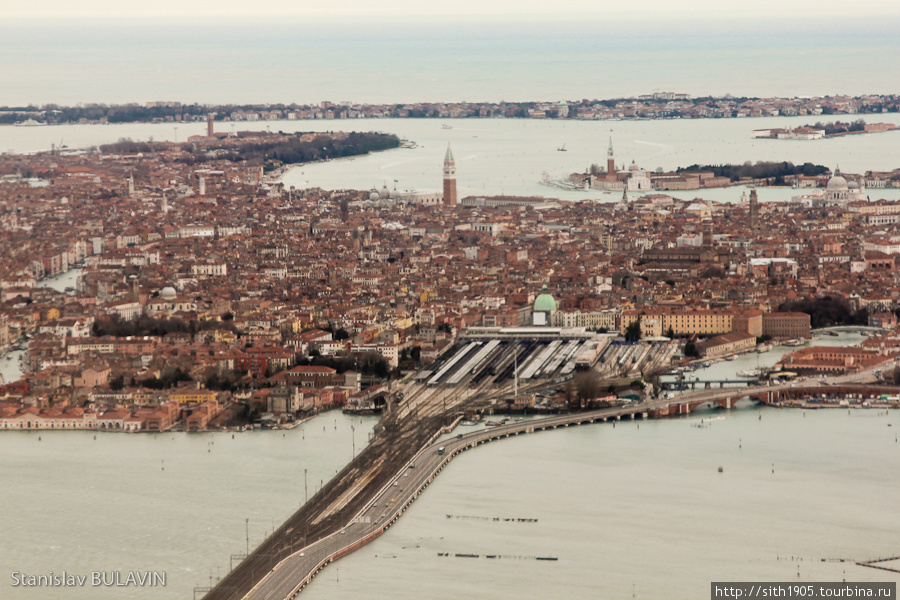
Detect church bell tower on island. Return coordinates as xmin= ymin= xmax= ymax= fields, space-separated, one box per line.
xmin=607 ymin=137 xmax=616 ymax=181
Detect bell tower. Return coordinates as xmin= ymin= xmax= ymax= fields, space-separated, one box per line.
xmin=442 ymin=142 xmax=457 ymax=206
xmin=607 ymin=137 xmax=615 ymax=181
xmin=749 ymin=188 xmax=760 ymax=232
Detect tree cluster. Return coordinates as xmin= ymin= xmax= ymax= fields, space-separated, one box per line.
xmin=684 ymin=341 xmax=700 ymax=358
xmin=624 ymin=319 xmax=642 ymax=342
xmin=139 ymin=368 xmax=193 ymax=390
xmin=566 ymin=370 xmax=604 ymax=409
xmin=777 ymin=296 xmax=869 ymax=329
xmin=805 ymin=119 xmax=866 ymax=135
xmin=92 ymin=315 xmax=233 ymax=338
xmin=297 ymin=352 xmax=390 ymax=378
xmin=676 ymin=161 xmax=829 ymax=184
xmin=98 ymin=138 xmax=156 ymax=154
xmin=231 ymin=132 xmax=400 ymax=167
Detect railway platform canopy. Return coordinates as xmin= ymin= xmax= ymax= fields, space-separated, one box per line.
xmin=460 ymin=326 xmax=598 ymax=340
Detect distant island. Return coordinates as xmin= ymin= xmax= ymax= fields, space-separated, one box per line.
xmin=560 ymin=159 xmax=835 ymax=192
xmin=99 ymin=131 xmax=400 ymax=173
xmin=2 ymin=93 xmax=899 ymax=126
xmin=752 ymin=119 xmax=898 ymax=140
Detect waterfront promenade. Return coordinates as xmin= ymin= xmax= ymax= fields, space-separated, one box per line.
xmin=206 ymin=377 xmax=896 ymax=600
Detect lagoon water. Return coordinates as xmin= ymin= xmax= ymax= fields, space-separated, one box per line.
xmin=300 ymin=408 xmax=900 ymax=600
xmin=0 ymin=414 xmax=378 ymax=600
xmin=3 ymin=406 xmax=898 ymax=600
xmin=2 ymin=114 xmax=900 ymax=204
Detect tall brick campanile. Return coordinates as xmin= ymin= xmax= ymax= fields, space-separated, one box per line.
xmin=607 ymin=137 xmax=615 ymax=181
xmin=749 ymin=188 xmax=760 ymax=232
xmin=443 ymin=142 xmax=457 ymax=206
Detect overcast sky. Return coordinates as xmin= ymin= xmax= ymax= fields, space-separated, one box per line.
xmin=8 ymin=0 xmax=900 ymax=19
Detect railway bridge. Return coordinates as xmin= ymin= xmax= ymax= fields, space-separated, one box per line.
xmin=206 ymin=381 xmax=896 ymax=600
xmin=656 ymin=383 xmax=900 ymax=415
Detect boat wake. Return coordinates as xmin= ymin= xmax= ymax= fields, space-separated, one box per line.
xmin=633 ymin=140 xmax=673 ymax=150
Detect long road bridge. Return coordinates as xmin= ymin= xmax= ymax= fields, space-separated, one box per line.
xmin=204 ymin=379 xmax=896 ymax=600
xmin=660 ymin=378 xmax=759 ymax=390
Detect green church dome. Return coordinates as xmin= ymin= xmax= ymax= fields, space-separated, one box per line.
xmin=533 ymin=285 xmax=557 ymax=312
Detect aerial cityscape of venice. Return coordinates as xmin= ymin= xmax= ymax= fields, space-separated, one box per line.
xmin=1 ymin=1 xmax=899 ymax=599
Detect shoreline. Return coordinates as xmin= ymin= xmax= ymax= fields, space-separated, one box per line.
xmin=2 ymin=399 xmax=893 ymax=436
xmin=0 ymin=404 xmax=361 ymax=435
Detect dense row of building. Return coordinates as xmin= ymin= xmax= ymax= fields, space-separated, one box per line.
xmin=3 ymin=130 xmax=900 ymax=430
xmin=8 ymin=93 xmax=898 ymax=125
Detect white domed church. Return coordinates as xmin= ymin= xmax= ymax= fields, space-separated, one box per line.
xmin=822 ymin=167 xmax=867 ymax=206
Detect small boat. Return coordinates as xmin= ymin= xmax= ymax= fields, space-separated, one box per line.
xmin=557 ymin=143 xmax=567 ymax=151
xmin=823 ymin=331 xmax=839 ymax=337
xmin=737 ymin=369 xmax=760 ymax=378
xmin=441 ymin=124 xmax=452 ymax=130
xmin=459 ymin=420 xmax=477 ymax=426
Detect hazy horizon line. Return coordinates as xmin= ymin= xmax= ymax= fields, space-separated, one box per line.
xmin=5 ymin=12 xmax=900 ymax=26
